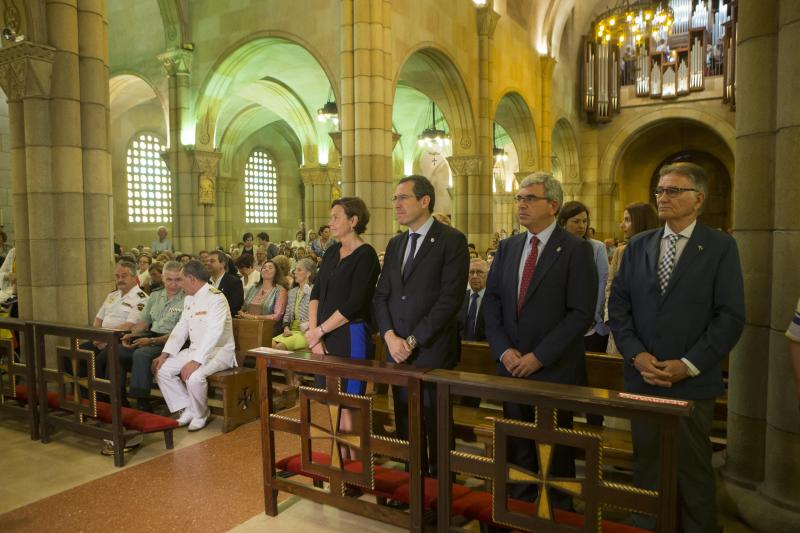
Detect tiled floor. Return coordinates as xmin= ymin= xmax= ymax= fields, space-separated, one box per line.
xmin=0 ymin=413 xmax=757 ymax=532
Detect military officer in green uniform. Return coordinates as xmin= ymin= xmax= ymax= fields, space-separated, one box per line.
xmin=117 ymin=261 xmax=185 ymax=411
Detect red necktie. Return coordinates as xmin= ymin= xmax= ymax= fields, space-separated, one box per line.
xmin=518 ymin=235 xmax=539 ymax=311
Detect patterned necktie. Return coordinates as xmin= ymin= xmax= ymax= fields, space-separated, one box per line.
xmin=465 ymin=291 xmax=480 ymax=340
xmin=402 ymin=232 xmax=420 ymax=281
xmin=517 ymin=235 xmax=539 ymax=310
xmin=657 ymin=234 xmax=680 ymax=295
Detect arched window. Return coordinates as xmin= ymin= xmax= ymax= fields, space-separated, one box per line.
xmin=244 ymin=149 xmax=278 ymax=224
xmin=127 ymin=133 xmax=171 ymax=223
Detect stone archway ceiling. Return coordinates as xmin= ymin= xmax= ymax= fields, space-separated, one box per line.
xmin=494 ymin=92 xmax=538 ymax=171
xmin=196 ymin=38 xmax=334 ymax=154
xmin=525 ymin=0 xmax=608 ymax=58
xmin=109 ymin=74 xmax=161 ymax=122
xmin=393 ymin=48 xmax=475 ymax=154
xmin=392 ymin=84 xmax=452 ymax=166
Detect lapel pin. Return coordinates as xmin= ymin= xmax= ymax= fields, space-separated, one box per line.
xmin=556 ymin=246 xmax=562 ymax=252
xmin=698 ymin=245 xmax=704 ymax=251
xmin=430 ymin=237 xmax=435 ymax=243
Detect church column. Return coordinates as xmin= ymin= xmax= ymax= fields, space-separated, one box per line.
xmin=0 ymin=41 xmax=57 ymax=321
xmin=216 ymin=176 xmax=234 ymax=248
xmin=189 ymin=149 xmax=221 ymax=252
xmin=447 ymin=155 xmax=483 ymax=246
xmin=300 ymin=165 xmax=339 ymax=234
xmin=470 ymin=1 xmax=500 ymax=253
xmin=77 ymin=0 xmax=113 ymax=317
xmin=759 ymin=0 xmax=800 ymax=517
xmin=492 ymin=192 xmax=515 ymax=238
xmin=158 ymin=48 xmax=193 ymax=251
xmin=340 ymin=0 xmax=393 ymax=248
xmin=723 ymin=0 xmax=800 ymax=529
xmin=538 ymin=56 xmax=556 ymax=172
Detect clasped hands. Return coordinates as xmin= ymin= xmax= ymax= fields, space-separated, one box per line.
xmin=502 ymin=348 xmax=543 ymax=378
xmin=385 ymin=331 xmax=413 ymax=363
xmin=634 ymin=352 xmax=688 ymax=387
xmin=121 ymin=333 xmax=152 ymax=349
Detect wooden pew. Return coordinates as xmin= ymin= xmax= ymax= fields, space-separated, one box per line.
xmin=206 ymin=318 xmax=276 ymax=432
xmin=32 ymin=322 xmax=177 ymax=467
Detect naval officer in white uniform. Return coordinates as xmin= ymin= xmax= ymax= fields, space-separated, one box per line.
xmin=152 ymin=260 xmax=236 ymax=431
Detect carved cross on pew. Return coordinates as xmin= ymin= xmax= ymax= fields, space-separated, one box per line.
xmin=310 ymin=404 xmax=363 ymax=470
xmin=492 ymin=409 xmax=602 ymax=531
xmin=298 ymin=377 xmax=374 ymax=494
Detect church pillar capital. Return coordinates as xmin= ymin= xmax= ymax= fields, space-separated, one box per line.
xmin=0 ymin=41 xmax=55 ymax=100
xmin=447 ymin=155 xmax=484 ymax=176
xmin=158 ymin=47 xmax=193 ymax=77
xmin=476 ymin=1 xmax=500 ymax=38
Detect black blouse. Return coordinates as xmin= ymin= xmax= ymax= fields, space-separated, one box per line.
xmin=310 ymin=241 xmax=380 ymax=325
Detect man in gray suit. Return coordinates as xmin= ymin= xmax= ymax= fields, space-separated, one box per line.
xmin=609 ymin=162 xmax=745 ymax=532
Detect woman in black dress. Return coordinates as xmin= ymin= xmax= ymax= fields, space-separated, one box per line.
xmin=306 ymin=197 xmax=381 ymax=397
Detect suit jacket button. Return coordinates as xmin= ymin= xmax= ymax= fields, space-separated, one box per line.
xmin=401 ymin=296 xmax=406 ymax=300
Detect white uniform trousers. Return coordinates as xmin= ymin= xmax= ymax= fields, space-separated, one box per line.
xmin=157 ymin=349 xmax=232 ymax=420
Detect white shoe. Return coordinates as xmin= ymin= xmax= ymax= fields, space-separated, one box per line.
xmin=187 ymin=416 xmax=210 ymax=432
xmin=176 ymin=410 xmax=193 ymax=427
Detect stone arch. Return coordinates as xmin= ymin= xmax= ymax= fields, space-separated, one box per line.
xmin=193 ymin=32 xmax=338 ymax=155
xmin=599 ymin=106 xmax=735 ymax=187
xmin=391 ymin=44 xmax=476 ymax=156
xmin=109 ymin=73 xmax=168 ymax=136
xmin=493 ymin=90 xmax=539 ymax=172
xmin=608 ymin=117 xmax=734 ymax=234
xmin=551 ymin=117 xmax=579 ymax=183
xmin=156 ymin=0 xmax=190 ymax=50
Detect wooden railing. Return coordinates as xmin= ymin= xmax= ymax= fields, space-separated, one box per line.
xmin=429 ymin=368 xmax=690 ymax=533
xmin=254 ymin=350 xmax=429 ymax=531
xmin=0 ymin=318 xmax=37 ymax=439
xmin=252 ymin=350 xmax=692 ymax=532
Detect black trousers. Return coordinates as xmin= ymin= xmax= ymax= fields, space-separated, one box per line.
xmin=631 ymin=398 xmax=716 ymax=533
xmin=392 ymin=382 xmax=438 ymax=476
xmin=503 ymin=401 xmax=575 ymax=510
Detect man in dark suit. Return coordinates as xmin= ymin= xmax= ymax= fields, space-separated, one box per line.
xmin=483 ymin=171 xmax=597 ymax=509
xmin=458 ymin=258 xmax=489 ymax=342
xmin=207 ymin=250 xmax=244 ymax=316
xmin=374 ymin=175 xmax=469 ymax=475
xmin=609 ymin=162 xmax=745 ymax=533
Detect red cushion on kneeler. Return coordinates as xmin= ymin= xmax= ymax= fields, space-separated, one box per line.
xmin=14 ymin=385 xmax=60 ymax=409
xmin=390 ymin=477 xmax=471 ymax=509
xmin=275 ymin=452 xmax=338 ymax=482
xmin=344 ymin=461 xmax=410 ymax=497
xmin=94 ymin=401 xmax=178 ymax=433
xmin=471 ymin=492 xmax=650 ymax=533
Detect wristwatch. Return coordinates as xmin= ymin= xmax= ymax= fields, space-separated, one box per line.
xmin=406 ymin=335 xmax=417 ymax=349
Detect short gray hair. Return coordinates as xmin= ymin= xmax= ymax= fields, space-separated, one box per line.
xmin=658 ymin=162 xmax=708 ymax=195
xmin=163 ymin=260 xmax=182 ymax=273
xmin=116 ymin=260 xmax=137 ymax=277
xmin=181 ymin=259 xmax=210 ymax=283
xmin=519 ymin=171 xmax=564 ymax=213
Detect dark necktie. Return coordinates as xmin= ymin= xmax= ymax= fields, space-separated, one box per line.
xmin=402 ymin=232 xmax=420 ymax=281
xmin=465 ymin=291 xmax=480 ymax=340
xmin=518 ymin=235 xmax=539 ymax=311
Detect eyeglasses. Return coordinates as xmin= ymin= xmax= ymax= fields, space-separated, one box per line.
xmin=513 ymin=193 xmax=549 ymax=204
xmin=468 ymin=270 xmax=487 ymax=277
xmin=654 ymin=186 xmax=697 ymax=198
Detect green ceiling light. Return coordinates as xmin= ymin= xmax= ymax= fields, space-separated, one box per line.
xmin=317 ymin=89 xmax=338 ymax=126
xmin=417 ymin=101 xmax=450 ymax=148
